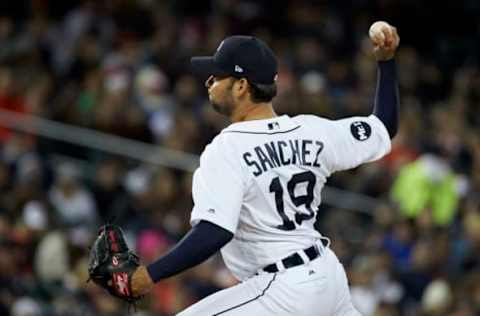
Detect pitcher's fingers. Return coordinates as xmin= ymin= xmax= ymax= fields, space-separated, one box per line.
xmin=381 ymin=26 xmax=393 ymax=44
xmin=392 ymin=27 xmax=400 ymax=47
xmin=372 ymin=32 xmax=386 ymax=46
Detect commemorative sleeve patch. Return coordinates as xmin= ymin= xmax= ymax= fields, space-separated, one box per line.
xmin=350 ymin=121 xmax=372 ymax=141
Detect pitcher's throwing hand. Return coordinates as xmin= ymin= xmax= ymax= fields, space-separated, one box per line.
xmin=369 ymin=21 xmax=400 ymax=61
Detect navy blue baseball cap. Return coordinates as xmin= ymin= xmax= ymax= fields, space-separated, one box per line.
xmin=191 ymin=36 xmax=278 ymax=85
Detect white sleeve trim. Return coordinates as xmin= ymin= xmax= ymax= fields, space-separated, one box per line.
xmin=368 ymin=114 xmax=392 ymax=154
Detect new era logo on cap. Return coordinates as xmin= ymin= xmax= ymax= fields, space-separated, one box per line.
xmin=234 ymin=65 xmax=244 ymax=73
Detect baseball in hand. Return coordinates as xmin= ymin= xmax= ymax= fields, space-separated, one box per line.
xmin=368 ymin=21 xmax=399 ymax=60
xmin=369 ymin=21 xmax=392 ymax=46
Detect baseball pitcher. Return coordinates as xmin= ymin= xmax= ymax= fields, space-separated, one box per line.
xmin=88 ymin=21 xmax=400 ymax=316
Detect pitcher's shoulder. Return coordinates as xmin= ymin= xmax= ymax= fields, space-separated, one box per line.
xmin=199 ymin=132 xmax=242 ymax=164
xmin=292 ymin=114 xmax=334 ymax=128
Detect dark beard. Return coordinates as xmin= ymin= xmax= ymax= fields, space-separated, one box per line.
xmin=210 ymin=79 xmax=234 ymax=116
xmin=211 ymin=100 xmax=232 ymax=116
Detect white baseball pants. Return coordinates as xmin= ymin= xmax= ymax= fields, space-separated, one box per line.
xmin=177 ymin=247 xmax=361 ymax=316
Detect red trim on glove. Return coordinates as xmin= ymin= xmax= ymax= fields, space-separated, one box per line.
xmin=113 ymin=272 xmax=131 ymax=297
xmin=109 ymin=230 xmax=119 ymax=252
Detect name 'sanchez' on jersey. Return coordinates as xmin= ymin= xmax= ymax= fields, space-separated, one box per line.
xmin=242 ymin=138 xmax=324 ymax=177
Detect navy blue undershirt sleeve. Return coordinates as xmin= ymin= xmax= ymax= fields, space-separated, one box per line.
xmin=146 ymin=220 xmax=234 ymax=283
xmin=373 ymin=59 xmax=400 ymax=138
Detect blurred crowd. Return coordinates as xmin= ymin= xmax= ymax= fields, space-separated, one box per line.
xmin=0 ymin=1 xmax=480 ymax=316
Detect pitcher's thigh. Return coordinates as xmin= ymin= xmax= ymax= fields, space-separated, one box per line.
xmin=274 ymin=264 xmax=336 ymax=316
xmin=177 ymin=274 xmax=278 ymax=316
xmin=331 ymin=256 xmax=361 ymax=316
xmin=295 ymin=249 xmax=360 ymax=316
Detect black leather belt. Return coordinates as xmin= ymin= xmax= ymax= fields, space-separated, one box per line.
xmin=263 ymin=244 xmax=322 ymax=273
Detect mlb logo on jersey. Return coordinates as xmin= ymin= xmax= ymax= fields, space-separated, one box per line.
xmin=268 ymin=122 xmax=280 ymax=130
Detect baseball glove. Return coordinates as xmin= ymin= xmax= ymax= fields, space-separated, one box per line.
xmin=88 ymin=224 xmax=141 ymax=305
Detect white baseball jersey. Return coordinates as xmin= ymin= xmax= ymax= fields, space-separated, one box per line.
xmin=191 ymin=114 xmax=391 ymax=281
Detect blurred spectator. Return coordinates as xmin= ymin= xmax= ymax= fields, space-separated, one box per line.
xmin=48 ymin=162 xmax=98 ymax=229
xmin=91 ymin=158 xmax=128 ymax=221
xmin=391 ymin=154 xmax=463 ymax=226
xmin=11 ymin=297 xmax=41 ymax=316
xmin=34 ymin=230 xmax=68 ymax=284
xmin=0 ymin=67 xmax=26 ymax=142
xmin=421 ymin=279 xmax=453 ymax=316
